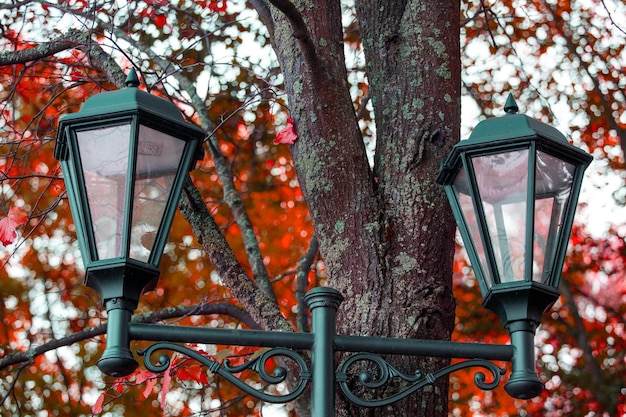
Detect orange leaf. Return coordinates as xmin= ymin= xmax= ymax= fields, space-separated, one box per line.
xmin=176 ymin=364 xmax=208 ymax=384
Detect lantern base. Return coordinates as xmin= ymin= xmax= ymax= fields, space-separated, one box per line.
xmin=98 ymin=298 xmax=139 ymax=377
xmin=98 ymin=348 xmax=139 ymax=377
xmin=505 ymin=375 xmax=544 ymax=400
xmin=85 ymin=259 xmax=160 ymax=304
xmin=504 ymin=319 xmax=544 ymax=399
xmin=483 ymin=282 xmax=559 ymax=327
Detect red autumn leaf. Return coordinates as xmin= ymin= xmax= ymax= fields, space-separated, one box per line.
xmin=113 ymin=377 xmax=125 ymax=393
xmin=160 ymin=360 xmax=173 ymax=410
xmin=208 ymin=0 xmax=227 ymax=12
xmin=273 ymin=117 xmax=298 ymax=145
xmin=0 ymin=206 xmax=27 ymax=246
xmin=143 ymin=375 xmax=157 ymax=398
xmin=92 ymin=392 xmax=106 ymax=414
xmin=154 ymin=14 xmax=167 ymax=29
xmin=176 ymin=364 xmax=208 ymax=384
xmin=133 ymin=369 xmax=158 ymax=397
xmin=135 ymin=369 xmax=154 ymax=384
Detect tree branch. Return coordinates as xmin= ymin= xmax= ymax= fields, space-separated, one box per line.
xmin=85 ymin=42 xmax=127 ymax=88
xmin=0 ymin=26 xmax=126 ymax=89
xmin=0 ymin=325 xmax=105 ymax=373
xmin=0 ymin=302 xmax=259 ymax=373
xmin=180 ymin=177 xmax=292 ymax=332
xmin=544 ymin=2 xmax=626 ymax=159
xmin=134 ymin=301 xmax=261 ymax=329
xmin=251 ymin=0 xmax=321 ymax=74
xmin=265 ymin=0 xmax=309 ymax=41
xmin=559 ymin=281 xmax=614 ymax=408
xmin=0 ymin=29 xmax=88 ymax=66
xmin=249 ymin=0 xmax=275 ymax=36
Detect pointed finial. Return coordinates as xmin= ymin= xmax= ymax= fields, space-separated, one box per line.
xmin=125 ymin=68 xmax=140 ymax=88
xmin=504 ymin=93 xmax=519 ymax=114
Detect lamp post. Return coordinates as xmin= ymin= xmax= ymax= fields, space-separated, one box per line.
xmin=54 ymin=73 xmax=592 ymax=415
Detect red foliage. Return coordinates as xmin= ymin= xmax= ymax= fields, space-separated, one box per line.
xmin=196 ymin=0 xmax=227 ymax=12
xmin=0 ymin=206 xmax=27 ymax=246
xmin=273 ymin=118 xmax=298 ymax=145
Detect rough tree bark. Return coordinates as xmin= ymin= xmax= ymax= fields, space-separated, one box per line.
xmin=0 ymin=1 xmax=460 ymax=415
xmin=253 ymin=1 xmax=460 ymax=415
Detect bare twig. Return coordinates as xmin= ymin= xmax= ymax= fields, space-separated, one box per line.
xmin=296 ymin=235 xmax=318 ymax=333
xmin=479 ymin=0 xmax=497 ymax=48
xmin=600 ymin=0 xmax=626 ymax=36
xmin=0 ymin=362 xmax=31 ymax=409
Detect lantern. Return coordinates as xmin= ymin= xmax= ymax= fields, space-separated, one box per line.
xmin=437 ymin=94 xmax=592 ymax=397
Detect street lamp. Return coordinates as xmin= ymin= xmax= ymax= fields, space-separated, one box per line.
xmin=54 ymin=68 xmax=205 ymax=375
xmin=436 ymin=94 xmax=592 ymax=397
xmin=54 ymin=73 xmax=591 ymax=416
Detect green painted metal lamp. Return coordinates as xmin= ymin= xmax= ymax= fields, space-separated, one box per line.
xmin=53 ymin=77 xmax=592 ymax=413
xmin=54 ymin=68 xmax=205 ymax=374
xmin=437 ymin=94 xmax=592 ymax=398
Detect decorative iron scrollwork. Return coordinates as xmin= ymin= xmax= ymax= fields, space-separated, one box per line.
xmin=137 ymin=343 xmax=310 ymax=404
xmin=337 ymin=353 xmax=505 ymax=408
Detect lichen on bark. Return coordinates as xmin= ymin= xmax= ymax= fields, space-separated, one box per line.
xmin=253 ymin=1 xmax=460 ymax=415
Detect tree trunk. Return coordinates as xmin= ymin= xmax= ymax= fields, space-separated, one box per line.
xmin=255 ymin=1 xmax=459 ymax=415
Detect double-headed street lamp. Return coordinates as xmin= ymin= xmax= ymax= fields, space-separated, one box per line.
xmin=54 ymin=70 xmax=592 ymax=415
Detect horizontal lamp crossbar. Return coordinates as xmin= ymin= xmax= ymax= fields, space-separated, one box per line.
xmin=129 ymin=323 xmax=514 ymax=362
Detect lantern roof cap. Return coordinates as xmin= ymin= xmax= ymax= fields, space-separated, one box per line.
xmin=465 ymin=94 xmax=568 ymax=146
xmin=437 ymin=93 xmax=592 ymax=185
xmin=59 ymin=68 xmax=203 ymax=135
xmin=54 ymin=68 xmax=205 ymax=164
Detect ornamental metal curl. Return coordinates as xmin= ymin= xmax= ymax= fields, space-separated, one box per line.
xmin=137 ymin=342 xmax=310 ymax=404
xmin=337 ymin=353 xmax=506 ymax=408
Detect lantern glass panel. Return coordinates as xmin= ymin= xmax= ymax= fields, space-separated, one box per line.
xmin=77 ymin=124 xmax=132 ymax=260
xmin=130 ymin=125 xmax=186 ymax=262
xmin=453 ymin=149 xmax=534 ymax=287
xmin=471 ymin=149 xmax=530 ymax=284
xmin=533 ymin=151 xmax=576 ymax=284
xmin=452 ymin=172 xmax=494 ymax=288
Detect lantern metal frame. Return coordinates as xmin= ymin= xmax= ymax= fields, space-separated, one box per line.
xmin=55 ymin=82 xmax=592 ymax=416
